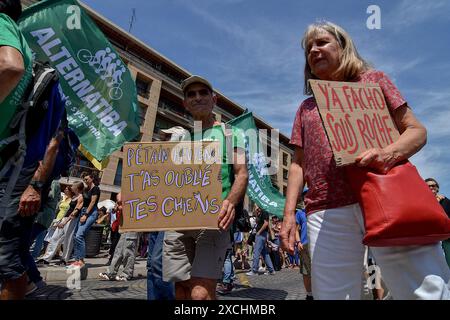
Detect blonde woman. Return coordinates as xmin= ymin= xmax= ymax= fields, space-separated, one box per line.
xmin=280 ymin=21 xmax=450 ymax=300
xmin=38 ymin=185 xmax=75 ymax=264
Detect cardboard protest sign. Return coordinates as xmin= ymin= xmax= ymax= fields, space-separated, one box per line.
xmin=310 ymin=80 xmax=400 ymax=166
xmin=121 ymin=141 xmax=222 ymax=232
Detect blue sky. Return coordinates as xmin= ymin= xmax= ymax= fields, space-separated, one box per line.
xmin=83 ymin=0 xmax=450 ymax=195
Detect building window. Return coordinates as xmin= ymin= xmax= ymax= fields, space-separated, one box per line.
xmin=283 ymin=153 xmax=288 ymax=167
xmin=136 ymin=77 xmax=150 ymax=98
xmin=138 ymin=103 xmax=148 ymax=125
xmin=158 ymin=97 xmax=193 ymax=121
xmin=114 ymin=159 xmax=123 ymax=186
xmin=283 ymin=185 xmax=287 ymax=196
xmin=271 ymin=174 xmax=278 ymax=185
xmin=283 ymin=169 xmax=289 ymax=181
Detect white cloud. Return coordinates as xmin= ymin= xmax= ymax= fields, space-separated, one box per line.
xmin=386 ymin=0 xmax=450 ymax=28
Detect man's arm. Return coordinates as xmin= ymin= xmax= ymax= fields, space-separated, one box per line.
xmin=218 ymin=147 xmax=248 ymax=230
xmin=0 ymin=46 xmax=24 ymax=103
xmin=18 ymin=131 xmax=64 ymax=216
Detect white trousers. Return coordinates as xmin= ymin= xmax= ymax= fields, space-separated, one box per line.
xmin=308 ymin=203 xmax=450 ymax=300
xmin=61 ymin=217 xmax=78 ymax=263
xmin=42 ymin=218 xmax=69 ymax=262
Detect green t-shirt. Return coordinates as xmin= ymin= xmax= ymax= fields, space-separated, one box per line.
xmin=0 ymin=13 xmax=33 ymax=144
xmin=185 ymin=123 xmax=245 ymax=200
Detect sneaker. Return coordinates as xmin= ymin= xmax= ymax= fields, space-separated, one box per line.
xmin=99 ymin=272 xmax=114 ymax=281
xmin=35 ymin=280 xmax=47 ymax=289
xmin=66 ymin=261 xmax=81 ymax=269
xmin=382 ymin=291 xmax=393 ymax=300
xmin=115 ymin=275 xmax=129 ymax=281
xmin=305 ymin=295 xmax=314 ymax=300
xmin=55 ymin=259 xmax=67 ymax=267
xmin=216 ymin=283 xmax=226 ymax=292
xmin=217 ymin=283 xmax=233 ymax=295
xmin=25 ymin=281 xmax=37 ymax=296
xmin=36 ymin=259 xmax=49 ymax=266
xmin=246 ymin=271 xmax=258 ymax=276
xmin=258 ymin=266 xmax=266 ymax=273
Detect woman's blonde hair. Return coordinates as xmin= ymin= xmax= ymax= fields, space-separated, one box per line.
xmin=301 ymin=21 xmax=371 ymax=95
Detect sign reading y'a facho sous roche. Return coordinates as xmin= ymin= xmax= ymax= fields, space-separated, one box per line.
xmin=310 ymin=80 xmax=400 ymax=166
xmin=121 ymin=141 xmax=222 ymax=232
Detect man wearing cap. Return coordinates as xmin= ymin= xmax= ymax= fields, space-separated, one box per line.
xmin=162 ymin=75 xmax=248 ymax=300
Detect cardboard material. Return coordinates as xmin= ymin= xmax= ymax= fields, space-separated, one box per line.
xmin=310 ymin=79 xmax=400 ymax=166
xmin=121 ymin=141 xmax=222 ymax=232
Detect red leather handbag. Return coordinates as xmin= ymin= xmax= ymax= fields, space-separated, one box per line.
xmin=346 ymin=160 xmax=450 ymax=246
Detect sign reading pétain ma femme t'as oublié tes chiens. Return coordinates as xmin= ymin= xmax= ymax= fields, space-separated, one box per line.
xmin=310 ymin=80 xmax=400 ymax=166
xmin=18 ymin=0 xmax=140 ymax=162
xmin=121 ymin=141 xmax=223 ymax=232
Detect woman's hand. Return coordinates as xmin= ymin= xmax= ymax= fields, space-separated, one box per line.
xmin=354 ymin=147 xmax=397 ymax=174
xmin=280 ymin=214 xmax=297 ymax=255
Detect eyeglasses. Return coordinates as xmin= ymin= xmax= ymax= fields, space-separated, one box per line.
xmin=185 ymin=89 xmax=210 ymax=98
xmin=427 ymin=183 xmax=438 ymax=188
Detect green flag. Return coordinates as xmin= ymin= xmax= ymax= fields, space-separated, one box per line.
xmin=18 ymin=0 xmax=140 ymax=161
xmin=228 ymin=112 xmax=286 ymax=218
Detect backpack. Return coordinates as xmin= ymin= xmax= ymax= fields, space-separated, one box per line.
xmin=0 ymin=60 xmax=67 ymax=203
xmin=235 ymin=204 xmax=252 ymax=233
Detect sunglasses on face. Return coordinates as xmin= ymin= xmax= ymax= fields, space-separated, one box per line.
xmin=185 ymin=89 xmax=210 ymax=98
xmin=427 ymin=184 xmax=438 ymax=188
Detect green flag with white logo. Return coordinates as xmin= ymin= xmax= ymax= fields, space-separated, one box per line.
xmin=18 ymin=0 xmax=140 ymax=161
xmin=228 ymin=112 xmax=286 ymax=218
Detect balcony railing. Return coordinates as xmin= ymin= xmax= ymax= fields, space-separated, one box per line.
xmin=158 ymin=100 xmax=193 ymax=123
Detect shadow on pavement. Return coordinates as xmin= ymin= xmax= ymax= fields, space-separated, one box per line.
xmin=26 ymin=284 xmax=73 ymax=300
xmin=85 ymin=263 xmax=108 ymax=268
xmin=92 ymin=286 xmax=130 ymax=293
xmin=221 ymin=287 xmax=288 ymax=300
xmin=95 ymin=298 xmax=146 ymax=300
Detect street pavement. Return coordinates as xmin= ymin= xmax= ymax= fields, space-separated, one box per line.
xmin=27 ymin=267 xmax=310 ymax=300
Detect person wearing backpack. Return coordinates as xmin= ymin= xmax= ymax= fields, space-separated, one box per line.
xmin=0 ymin=0 xmax=69 ymax=300
xmin=0 ymin=0 xmax=37 ymax=300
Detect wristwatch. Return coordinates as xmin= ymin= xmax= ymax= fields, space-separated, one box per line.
xmin=29 ymin=180 xmax=45 ymax=193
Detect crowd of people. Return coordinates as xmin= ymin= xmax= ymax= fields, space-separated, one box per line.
xmin=20 ymin=172 xmax=102 ymax=295
xmin=1 ymin=0 xmax=449 ymax=301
